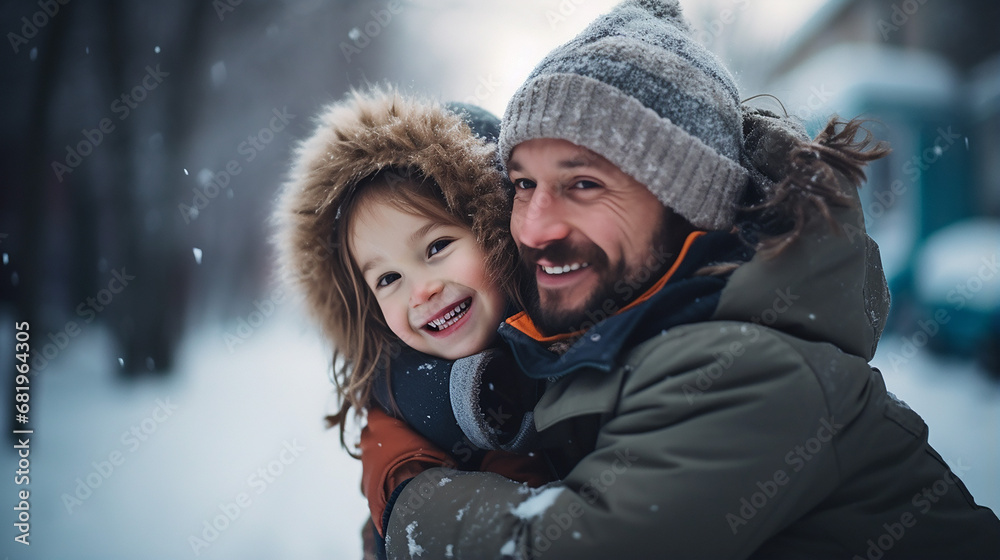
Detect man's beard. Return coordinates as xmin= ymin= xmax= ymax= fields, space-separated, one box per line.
xmin=518 ymin=215 xmax=674 ymax=337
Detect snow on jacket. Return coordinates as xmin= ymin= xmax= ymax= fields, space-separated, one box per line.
xmin=381 ymin=113 xmax=1000 ymax=559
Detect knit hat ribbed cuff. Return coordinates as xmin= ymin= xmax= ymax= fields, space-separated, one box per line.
xmin=500 ymin=73 xmax=748 ymax=230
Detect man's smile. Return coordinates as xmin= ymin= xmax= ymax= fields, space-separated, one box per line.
xmin=539 ymin=262 xmax=590 ymax=275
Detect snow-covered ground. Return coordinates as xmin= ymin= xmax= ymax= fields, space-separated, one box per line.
xmin=3 ymin=312 xmax=998 ymax=559
xmin=2 ymin=310 xmax=368 ymax=559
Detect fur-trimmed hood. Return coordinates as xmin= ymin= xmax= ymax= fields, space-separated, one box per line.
xmin=273 ymin=87 xmax=513 ymax=347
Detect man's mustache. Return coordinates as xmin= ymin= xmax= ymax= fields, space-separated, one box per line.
xmin=519 ymin=240 xmax=609 ymax=271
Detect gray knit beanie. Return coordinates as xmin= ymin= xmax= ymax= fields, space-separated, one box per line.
xmin=499 ymin=0 xmax=748 ymax=230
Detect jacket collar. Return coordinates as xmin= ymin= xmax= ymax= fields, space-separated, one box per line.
xmin=503 ymin=231 xmax=706 ymax=343
xmin=499 ymin=231 xmax=751 ymax=380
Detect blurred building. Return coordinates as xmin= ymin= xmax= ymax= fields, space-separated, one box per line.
xmin=760 ymin=0 xmax=1000 ymax=371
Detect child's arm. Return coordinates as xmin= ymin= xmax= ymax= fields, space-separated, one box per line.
xmin=359 ymin=407 xmax=454 ymax=537
xmin=375 ymin=345 xmax=543 ymax=456
xmin=360 ymin=408 xmax=552 ymax=538
xmin=361 ymin=345 xmax=554 ymax=535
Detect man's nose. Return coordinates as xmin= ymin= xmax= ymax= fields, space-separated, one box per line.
xmin=512 ymin=186 xmax=571 ymax=250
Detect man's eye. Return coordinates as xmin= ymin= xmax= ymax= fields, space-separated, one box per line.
xmin=512 ymin=178 xmax=536 ymax=190
xmin=428 ymin=238 xmax=454 ymax=257
xmin=376 ymin=272 xmax=400 ymax=288
xmin=571 ymin=180 xmax=601 ymax=190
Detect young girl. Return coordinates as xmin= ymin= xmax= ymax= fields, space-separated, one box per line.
xmin=274 ymin=87 xmax=548 ymax=544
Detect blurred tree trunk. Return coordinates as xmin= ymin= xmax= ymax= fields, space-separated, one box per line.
xmin=101 ymin=0 xmax=147 ymax=375
xmin=10 ymin=1 xmax=75 ymax=441
xmin=128 ymin=0 xmax=212 ymax=374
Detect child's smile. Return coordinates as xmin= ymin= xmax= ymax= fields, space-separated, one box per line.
xmin=423 ymin=297 xmax=471 ymax=333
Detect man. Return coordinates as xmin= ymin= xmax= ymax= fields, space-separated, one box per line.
xmin=371 ymin=0 xmax=1000 ymax=557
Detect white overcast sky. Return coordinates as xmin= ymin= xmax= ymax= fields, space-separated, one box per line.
xmin=388 ymin=0 xmax=832 ymax=117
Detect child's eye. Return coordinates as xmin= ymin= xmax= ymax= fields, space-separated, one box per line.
xmin=512 ymin=178 xmax=536 ymax=190
xmin=376 ymin=272 xmax=400 ymax=288
xmin=427 ymin=238 xmax=454 ymax=257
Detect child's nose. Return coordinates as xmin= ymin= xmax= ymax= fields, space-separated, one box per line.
xmin=410 ymin=276 xmax=444 ymax=308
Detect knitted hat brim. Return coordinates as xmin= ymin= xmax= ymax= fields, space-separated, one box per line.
xmin=500 ymin=73 xmax=748 ymax=230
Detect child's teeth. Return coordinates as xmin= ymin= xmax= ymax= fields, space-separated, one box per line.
xmin=427 ymin=300 xmax=470 ymax=331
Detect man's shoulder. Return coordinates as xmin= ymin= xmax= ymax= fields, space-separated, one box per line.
xmin=625 ymin=320 xmax=791 ymax=367
xmin=621 ymin=321 xmax=832 ymax=399
xmin=619 ymin=320 xmax=875 ymax=418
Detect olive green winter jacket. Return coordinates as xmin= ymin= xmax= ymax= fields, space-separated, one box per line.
xmin=382 ymin=121 xmax=1000 ymax=559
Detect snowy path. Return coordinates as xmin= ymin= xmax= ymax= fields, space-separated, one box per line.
xmin=3 ymin=310 xmax=368 ymax=559
xmin=3 ymin=315 xmax=997 ymax=559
